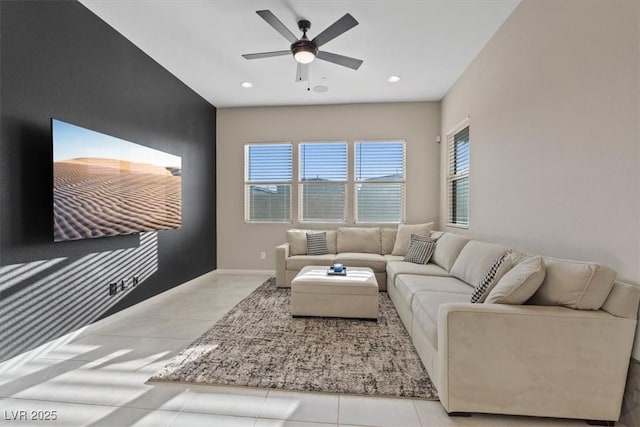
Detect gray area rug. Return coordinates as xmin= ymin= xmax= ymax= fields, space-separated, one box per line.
xmin=150 ymin=278 xmax=438 ymax=400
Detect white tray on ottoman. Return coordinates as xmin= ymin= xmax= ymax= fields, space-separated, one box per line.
xmin=290 ymin=265 xmax=379 ymax=319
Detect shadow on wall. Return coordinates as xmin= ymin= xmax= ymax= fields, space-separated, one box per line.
xmin=0 ymin=232 xmax=159 ymax=362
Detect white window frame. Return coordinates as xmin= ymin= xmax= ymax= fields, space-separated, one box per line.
xmin=354 ymin=140 xmax=406 ymax=224
xmin=446 ymin=118 xmax=470 ymax=229
xmin=244 ymin=142 xmax=292 ymax=223
xmin=298 ymin=141 xmax=348 ymax=224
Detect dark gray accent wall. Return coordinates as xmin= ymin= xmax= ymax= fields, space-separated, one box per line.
xmin=0 ymin=0 xmax=216 ymax=361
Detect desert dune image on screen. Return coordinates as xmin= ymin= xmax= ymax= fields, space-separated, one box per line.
xmin=52 ymin=119 xmax=182 ymax=242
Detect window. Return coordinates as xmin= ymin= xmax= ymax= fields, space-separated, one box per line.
xmin=299 ymin=142 xmax=347 ymax=222
xmin=446 ymin=123 xmax=470 ymax=227
xmin=244 ymin=143 xmax=292 ymax=222
xmin=354 ymin=141 xmax=405 ymax=223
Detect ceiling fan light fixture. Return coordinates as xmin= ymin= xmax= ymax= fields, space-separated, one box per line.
xmin=292 ymin=43 xmax=317 ymax=64
xmin=294 ymin=50 xmax=315 ymax=64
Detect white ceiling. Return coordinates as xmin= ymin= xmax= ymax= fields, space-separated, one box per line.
xmin=79 ymin=0 xmax=521 ymax=108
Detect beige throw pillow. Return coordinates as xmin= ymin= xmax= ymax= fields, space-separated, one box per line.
xmin=485 ymin=255 xmax=546 ymax=304
xmin=391 ymin=222 xmax=434 ymax=256
xmin=470 ymin=252 xmax=513 ymax=303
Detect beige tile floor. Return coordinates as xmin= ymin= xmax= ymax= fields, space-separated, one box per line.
xmin=0 ymin=271 xmax=626 ymax=427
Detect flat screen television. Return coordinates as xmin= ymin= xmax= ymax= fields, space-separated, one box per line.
xmin=52 ymin=118 xmax=182 ymax=242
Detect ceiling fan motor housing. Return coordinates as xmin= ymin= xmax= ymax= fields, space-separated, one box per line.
xmin=291 ymin=39 xmax=317 ymax=57
xmin=291 ymin=19 xmax=317 ymax=61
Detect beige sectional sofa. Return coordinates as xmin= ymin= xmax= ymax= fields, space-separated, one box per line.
xmin=275 ymin=226 xmax=640 ymax=423
xmin=276 ymin=225 xmax=436 ymax=291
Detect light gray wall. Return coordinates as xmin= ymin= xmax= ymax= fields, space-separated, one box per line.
xmin=217 ymin=102 xmax=440 ymax=270
xmin=440 ymin=0 xmax=639 ymax=353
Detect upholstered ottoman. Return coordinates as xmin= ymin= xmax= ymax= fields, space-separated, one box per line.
xmin=290 ymin=266 xmax=379 ymax=319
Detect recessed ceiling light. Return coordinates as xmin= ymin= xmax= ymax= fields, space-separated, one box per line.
xmin=387 ymin=75 xmax=401 ymax=83
xmin=313 ymin=85 xmax=328 ymax=93
xmin=241 ymin=82 xmax=253 ymax=88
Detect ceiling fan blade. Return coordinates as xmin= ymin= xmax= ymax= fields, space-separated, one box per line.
xmin=311 ymin=13 xmax=358 ymax=48
xmin=295 ymin=63 xmax=308 ymax=83
xmin=242 ymin=50 xmax=291 ymax=60
xmin=256 ymin=10 xmax=298 ymax=43
xmin=316 ymin=51 xmax=363 ymax=70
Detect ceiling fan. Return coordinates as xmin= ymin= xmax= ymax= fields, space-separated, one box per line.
xmin=241 ymin=10 xmax=363 ymax=83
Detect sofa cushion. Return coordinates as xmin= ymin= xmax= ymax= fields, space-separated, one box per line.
xmin=337 ymin=227 xmax=381 ymax=254
xmin=306 ymin=232 xmax=328 ymax=255
xmin=334 ymin=253 xmax=386 ymax=272
xmin=450 ymin=240 xmax=510 ymax=286
xmin=391 ymin=222 xmax=434 ymax=256
xmin=404 ymin=235 xmax=437 ymax=264
xmin=485 ymin=255 xmax=545 ymax=304
xmin=529 ymin=257 xmax=616 ymax=310
xmin=287 ymin=229 xmax=337 ymax=255
xmin=386 ymin=261 xmax=450 ymax=287
xmin=431 ymin=233 xmax=471 ymax=271
xmin=412 ymin=291 xmax=471 ymax=349
xmin=395 ymin=275 xmax=472 ymax=309
xmin=381 ymin=228 xmax=397 ymax=255
xmin=286 ymin=254 xmax=336 ymax=270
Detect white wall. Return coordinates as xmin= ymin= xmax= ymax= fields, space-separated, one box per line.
xmin=440 ymin=0 xmax=639 ymax=287
xmin=217 ymin=102 xmax=440 ymax=270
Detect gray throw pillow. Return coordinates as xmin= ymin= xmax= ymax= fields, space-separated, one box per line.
xmin=306 ymin=232 xmax=328 ymax=255
xmin=404 ymin=234 xmax=437 ymax=264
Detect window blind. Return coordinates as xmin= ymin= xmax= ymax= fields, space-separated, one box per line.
xmin=299 ymin=142 xmax=347 ymax=222
xmin=354 ymin=141 xmax=405 ymax=223
xmin=447 ymin=126 xmax=469 ymax=227
xmin=245 ymin=143 xmax=292 ymax=222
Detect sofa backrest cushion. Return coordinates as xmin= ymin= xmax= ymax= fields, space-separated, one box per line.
xmin=431 ymin=232 xmax=471 ymax=271
xmin=450 ymin=240 xmax=510 ymax=285
xmin=528 ymin=257 xmax=616 ymax=310
xmin=381 ymin=228 xmax=397 ymax=255
xmin=337 ymin=227 xmax=381 ymax=254
xmin=286 ymin=229 xmax=337 ymax=255
xmin=391 ymin=222 xmax=434 ymax=256
xmin=485 ymin=255 xmax=546 ymax=304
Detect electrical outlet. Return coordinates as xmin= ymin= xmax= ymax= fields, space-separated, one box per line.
xmin=109 ymin=283 xmax=117 ymax=296
xmin=132 ymin=276 xmax=139 ymax=286
xmin=260 ymin=251 xmax=266 ymax=260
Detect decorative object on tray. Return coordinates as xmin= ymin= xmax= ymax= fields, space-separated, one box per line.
xmin=327 ymin=263 xmax=346 ymax=275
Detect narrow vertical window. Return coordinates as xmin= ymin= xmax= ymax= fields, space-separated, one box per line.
xmin=244 ymin=143 xmax=292 ymax=222
xmin=298 ymin=142 xmax=347 ymax=222
xmin=354 ymin=141 xmax=406 ymax=223
xmin=447 ymin=123 xmax=470 ymax=227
